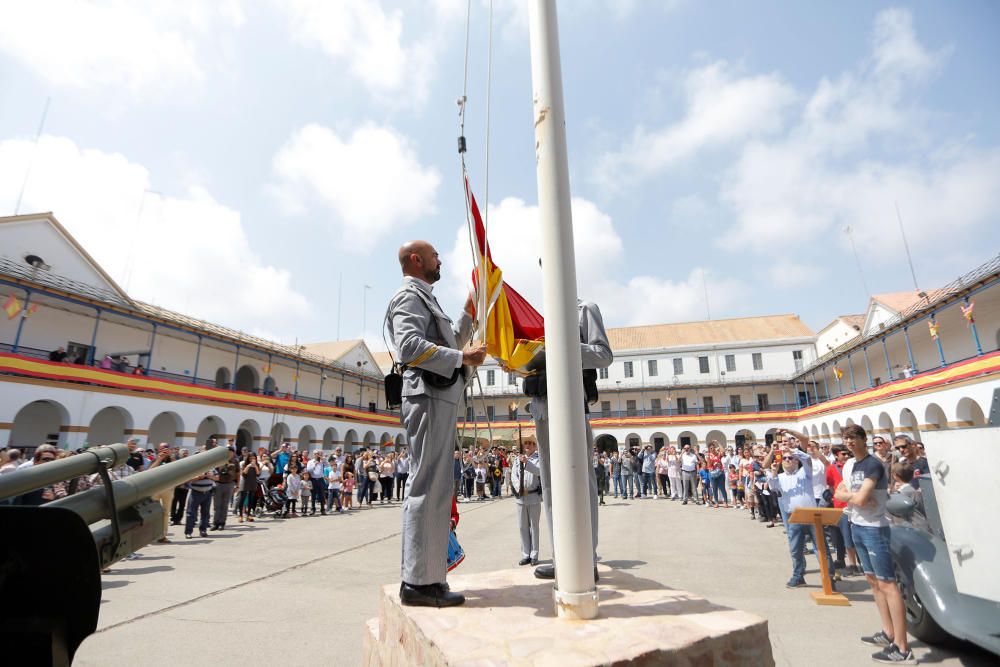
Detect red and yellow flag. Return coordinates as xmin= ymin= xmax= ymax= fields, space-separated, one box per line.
xmin=3 ymin=294 xmax=23 ymax=320
xmin=466 ymin=176 xmax=545 ymax=372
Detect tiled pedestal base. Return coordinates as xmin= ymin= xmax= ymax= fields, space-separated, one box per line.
xmin=363 ymin=565 xmax=773 ymax=666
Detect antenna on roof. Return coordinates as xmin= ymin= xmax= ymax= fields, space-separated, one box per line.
xmin=843 ymin=226 xmax=870 ymax=299
xmin=14 ymin=96 xmax=50 ymax=215
xmin=895 ymin=201 xmax=921 ymax=294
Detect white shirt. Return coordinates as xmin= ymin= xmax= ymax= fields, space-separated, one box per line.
xmin=681 ymin=451 xmax=698 ymax=472
xmin=809 ymin=456 xmax=828 ymax=500
xmin=327 ymin=468 xmax=342 ymax=489
xmin=306 ymin=459 xmax=325 ymax=479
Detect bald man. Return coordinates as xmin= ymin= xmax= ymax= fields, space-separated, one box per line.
xmin=387 ymin=240 xmax=486 ymax=607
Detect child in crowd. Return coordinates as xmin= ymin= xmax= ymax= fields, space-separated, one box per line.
xmin=284 ymin=465 xmax=301 ymax=517
xmin=327 ymin=464 xmax=343 ymax=513
xmin=475 ymin=462 xmax=487 ymax=500
xmin=728 ymin=464 xmax=742 ymax=507
xmin=891 ymin=462 xmax=916 ymax=498
xmin=698 ymin=461 xmax=711 ymax=504
xmin=341 ymin=472 xmax=355 ymax=510
xmin=300 ymin=471 xmax=313 ymax=514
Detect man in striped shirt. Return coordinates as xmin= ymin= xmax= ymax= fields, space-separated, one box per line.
xmin=185 ymin=469 xmax=216 ymax=539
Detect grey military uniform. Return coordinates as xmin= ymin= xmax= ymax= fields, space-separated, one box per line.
xmin=528 ymin=300 xmax=613 ymax=565
xmin=388 ymin=276 xmax=474 ymax=586
xmin=511 ymin=452 xmax=542 ymax=560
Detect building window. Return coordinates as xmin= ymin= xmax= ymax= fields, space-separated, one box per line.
xmin=702 ymin=396 xmax=714 ymax=414
xmin=673 ymin=358 xmax=683 ymax=375
xmin=698 ymin=356 xmax=709 ymax=374
xmin=793 ymin=349 xmax=803 ymax=371
xmin=725 ymin=354 xmax=736 ymax=372
xmin=487 ymin=405 xmax=495 ymax=421
xmin=600 ymin=400 xmax=611 ymax=416
xmin=507 ymin=372 xmax=517 ymax=385
xmin=624 ymin=361 xmax=634 ymax=378
xmin=676 ymin=397 xmax=688 ymax=414
xmin=368 ymin=402 xmax=377 ymax=413
xmin=648 ymin=359 xmax=658 ymax=376
xmin=626 ymin=399 xmax=637 ymax=416
xmin=752 ymin=352 xmax=763 ymax=370
xmin=651 ymin=398 xmax=662 ymax=415
xmin=335 ymin=395 xmax=345 ymax=407
xmin=486 ymin=370 xmax=495 ymax=386
xmin=757 ymin=393 xmax=769 ymax=411
xmin=466 ymin=406 xmax=474 ymax=421
xmin=508 ymin=405 xmax=518 ymax=420
xmin=599 ymin=367 xmax=608 ymax=380
xmin=729 ymin=395 xmax=742 ymax=412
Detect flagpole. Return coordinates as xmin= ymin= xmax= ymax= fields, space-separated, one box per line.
xmin=14 ymin=97 xmax=50 ymax=216
xmin=528 ymin=0 xmax=598 ymax=620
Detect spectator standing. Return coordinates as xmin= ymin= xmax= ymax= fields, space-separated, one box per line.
xmin=462 ymin=454 xmax=476 ymax=500
xmin=654 ymin=449 xmax=670 ymax=499
xmin=594 ymin=453 xmax=608 ymax=505
xmin=620 ymin=450 xmax=635 ymax=499
xmin=893 ymin=436 xmax=928 ymax=489
xmin=306 ymin=451 xmax=327 ymax=515
xmin=707 ymin=442 xmax=728 ymax=508
xmin=765 ymin=429 xmax=833 ymax=588
xmin=511 ymin=440 xmax=542 ymax=565
xmin=640 ymin=445 xmax=656 ymax=498
xmin=211 ymin=448 xmax=239 ymax=530
xmin=238 ymin=453 xmax=259 ymax=522
xmin=49 ymin=347 xmax=69 ymax=363
xmin=609 ymin=451 xmax=622 ymax=498
xmin=148 ymin=444 xmax=174 ymax=542
xmin=828 ymin=445 xmax=859 ymax=575
xmin=836 ymin=425 xmax=913 ymax=663
xmin=452 ymin=450 xmax=463 ymax=499
xmin=680 ymin=444 xmax=699 ymax=505
xmin=379 ymin=452 xmax=396 ymax=504
xmin=284 ymin=465 xmax=302 ymax=516
xmin=341 ymin=473 xmax=355 ymax=510
xmin=0 ymin=449 xmax=21 ymax=475
xmin=666 ymin=446 xmax=681 ymax=500
xmin=396 ymin=449 xmax=410 ymax=501
xmin=274 ymin=442 xmax=292 ymax=483
xmin=184 ymin=469 xmax=215 ymax=539
xmin=326 ymin=461 xmax=343 ymax=512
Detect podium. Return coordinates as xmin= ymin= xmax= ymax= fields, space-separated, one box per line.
xmin=788 ymin=507 xmax=850 ymax=606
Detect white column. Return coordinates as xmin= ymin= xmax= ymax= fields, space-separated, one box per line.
xmin=528 ymin=0 xmax=598 ymax=620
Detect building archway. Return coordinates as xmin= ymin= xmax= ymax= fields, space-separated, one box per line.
xmin=898 ymin=408 xmax=919 ymax=440
xmin=649 ymin=432 xmax=669 ymax=453
xmin=323 ymin=427 xmax=339 ymax=449
xmin=195 ymin=416 xmax=225 ymax=446
xmin=735 ymin=428 xmax=756 ymax=448
xmin=764 ymin=427 xmax=779 ymax=446
xmin=263 ymin=376 xmax=277 ymax=396
xmin=270 ymin=422 xmax=291 ymax=449
xmin=380 ymin=432 xmax=394 ymax=449
xmin=10 ymin=400 xmax=70 ymax=450
xmin=820 ymin=423 xmax=831 ymax=444
xmin=831 ymin=420 xmax=843 ymax=443
xmin=395 ymin=433 xmax=406 ymax=446
xmin=298 ymin=425 xmax=316 ymax=452
xmin=677 ymin=430 xmax=698 ymax=450
xmin=877 ymin=412 xmax=895 ymax=439
xmin=623 ymin=433 xmax=642 ymax=452
xmin=344 ymin=429 xmax=358 ymax=451
xmin=595 ymin=434 xmax=618 ymax=454
xmin=148 ymin=411 xmax=183 ymax=446
xmin=214 ymin=367 xmax=231 ymax=389
xmin=236 ymin=419 xmax=261 ymax=454
xmin=860 ymin=415 xmax=874 ymax=437
xmin=705 ymin=430 xmax=727 ymax=450
xmin=363 ymin=431 xmax=377 ymax=448
xmin=87 ymin=406 xmax=133 ymax=447
xmin=234 ymin=364 xmax=259 ymax=393
xmin=955 ymin=397 xmax=987 ymax=427
xmin=924 ymin=403 xmax=946 ymax=430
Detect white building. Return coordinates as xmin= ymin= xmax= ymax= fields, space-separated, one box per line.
xmin=0 ymin=213 xmax=404 ymax=454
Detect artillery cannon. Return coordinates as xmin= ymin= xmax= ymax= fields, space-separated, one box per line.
xmin=0 ymin=443 xmax=229 ymax=666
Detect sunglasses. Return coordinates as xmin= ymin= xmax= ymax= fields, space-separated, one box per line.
xmin=39 ymin=457 xmax=56 ymax=462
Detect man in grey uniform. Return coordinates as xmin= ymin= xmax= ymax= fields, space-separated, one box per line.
xmin=527 ymin=300 xmax=613 ymax=582
xmin=388 ymin=240 xmax=486 ymax=608
xmin=511 ymin=439 xmax=542 ymax=566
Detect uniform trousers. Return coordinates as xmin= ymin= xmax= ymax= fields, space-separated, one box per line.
xmin=400 ymin=395 xmax=458 ymax=586
xmin=535 ymin=410 xmax=599 ymax=563
xmin=516 ymin=499 xmax=541 ymax=559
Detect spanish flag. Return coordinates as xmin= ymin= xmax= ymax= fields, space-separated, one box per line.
xmin=834 ymin=367 xmax=843 ymax=380
xmin=3 ymin=294 xmax=23 ymax=320
xmin=466 ymin=176 xmax=545 ymax=372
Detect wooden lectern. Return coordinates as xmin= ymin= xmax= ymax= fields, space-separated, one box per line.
xmin=788 ymin=507 xmax=850 ymax=606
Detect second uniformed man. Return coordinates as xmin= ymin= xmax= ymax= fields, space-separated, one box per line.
xmin=511 ymin=439 xmax=542 ymax=565
xmin=388 ymin=240 xmax=487 ymax=608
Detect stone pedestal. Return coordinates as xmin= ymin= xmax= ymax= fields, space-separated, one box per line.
xmin=363 ymin=565 xmax=773 ymax=666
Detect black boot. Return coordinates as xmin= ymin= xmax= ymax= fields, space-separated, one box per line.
xmin=399 ymin=582 xmax=465 ymax=608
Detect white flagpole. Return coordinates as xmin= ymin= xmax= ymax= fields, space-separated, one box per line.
xmin=528 ymin=0 xmax=598 ymax=620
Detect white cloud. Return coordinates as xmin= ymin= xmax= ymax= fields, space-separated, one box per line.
xmin=276 ymin=0 xmax=437 ymax=106
xmin=0 ymin=135 xmax=311 ymax=338
xmin=0 ymin=1 xmax=242 ymax=92
xmin=718 ymin=8 xmax=999 ymax=256
xmin=270 ymin=122 xmax=440 ymax=253
xmin=595 ymin=61 xmax=797 ymax=190
xmin=444 ymin=194 xmax=744 ymax=328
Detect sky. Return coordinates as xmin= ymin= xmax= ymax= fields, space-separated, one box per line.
xmin=1 ymin=1 xmax=998 ymax=351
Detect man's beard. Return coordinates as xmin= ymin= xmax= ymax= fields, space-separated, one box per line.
xmin=425 ymin=266 xmax=441 ymax=283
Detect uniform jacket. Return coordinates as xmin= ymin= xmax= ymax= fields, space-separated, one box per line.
xmin=388 ymin=276 xmax=475 ymax=405
xmin=528 ymin=300 xmax=613 ymax=420
xmin=510 ymin=452 xmax=542 ymax=506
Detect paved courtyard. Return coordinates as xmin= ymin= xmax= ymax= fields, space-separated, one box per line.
xmin=77 ymin=494 xmax=993 ymax=666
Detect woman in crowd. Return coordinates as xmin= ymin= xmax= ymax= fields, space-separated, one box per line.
xmin=655 ymin=447 xmax=670 ymax=499
xmin=379 ymin=452 xmax=395 ymax=504
xmin=666 ymin=446 xmax=681 ymax=500
xmin=706 ymin=441 xmax=730 ymax=508
xmin=364 ymin=454 xmax=379 ymax=506
xmin=238 ymin=453 xmax=259 ymax=522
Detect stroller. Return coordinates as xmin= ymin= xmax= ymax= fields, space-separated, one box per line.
xmin=255 ymin=478 xmax=287 ymax=517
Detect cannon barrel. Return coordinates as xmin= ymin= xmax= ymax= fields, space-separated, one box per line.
xmin=0 ymin=443 xmax=129 ymax=501
xmin=47 ymin=445 xmax=230 ymax=523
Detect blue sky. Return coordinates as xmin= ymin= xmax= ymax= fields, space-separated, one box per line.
xmin=0 ymin=1 xmax=997 ymax=350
